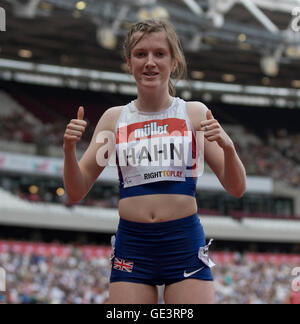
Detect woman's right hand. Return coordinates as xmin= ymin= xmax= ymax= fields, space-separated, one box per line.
xmin=64 ymin=106 xmax=87 ymax=151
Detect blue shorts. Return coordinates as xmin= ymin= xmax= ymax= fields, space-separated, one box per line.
xmin=109 ymin=213 xmax=214 ymax=287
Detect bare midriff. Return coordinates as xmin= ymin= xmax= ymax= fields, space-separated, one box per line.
xmin=118 ymin=194 xmax=198 ymax=223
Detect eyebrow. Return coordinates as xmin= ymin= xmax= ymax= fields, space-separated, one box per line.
xmin=133 ymin=47 xmax=168 ymax=52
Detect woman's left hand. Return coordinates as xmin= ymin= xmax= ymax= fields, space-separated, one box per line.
xmin=200 ymin=110 xmax=234 ymax=150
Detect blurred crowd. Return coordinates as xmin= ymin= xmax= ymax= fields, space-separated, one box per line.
xmin=0 ymin=110 xmax=90 ymax=153
xmin=213 ymin=256 xmax=298 ymax=304
xmin=0 ymin=110 xmax=37 ymax=144
xmin=0 ymin=249 xmax=110 ymax=304
xmin=236 ymin=128 xmax=300 ymax=188
xmin=0 ymin=246 xmax=299 ymax=304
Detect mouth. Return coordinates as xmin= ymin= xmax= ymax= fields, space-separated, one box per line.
xmin=143 ymin=72 xmax=159 ymax=77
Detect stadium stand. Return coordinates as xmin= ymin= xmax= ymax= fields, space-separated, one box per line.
xmin=0 ymin=239 xmax=299 ymax=304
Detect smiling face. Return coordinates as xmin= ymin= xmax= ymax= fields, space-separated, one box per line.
xmin=127 ymin=31 xmax=177 ymax=93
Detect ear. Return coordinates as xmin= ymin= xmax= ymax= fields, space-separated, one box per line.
xmin=172 ymin=60 xmax=178 ymax=74
xmin=126 ymin=58 xmax=132 ymax=74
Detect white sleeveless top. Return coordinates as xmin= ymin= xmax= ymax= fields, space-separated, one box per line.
xmin=114 ymin=97 xmax=200 ymax=199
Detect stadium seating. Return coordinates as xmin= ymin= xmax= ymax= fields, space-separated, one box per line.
xmin=0 ymin=239 xmax=299 ymax=304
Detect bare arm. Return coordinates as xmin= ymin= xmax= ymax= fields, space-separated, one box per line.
xmin=189 ymin=102 xmax=246 ymax=198
xmin=202 ymin=133 xmax=246 ymax=198
xmin=63 ymin=106 xmax=117 ymax=203
xmin=63 ymin=146 xmax=87 ymax=203
xmin=200 ymin=107 xmax=246 ymax=198
xmin=221 ymin=143 xmax=247 ymax=198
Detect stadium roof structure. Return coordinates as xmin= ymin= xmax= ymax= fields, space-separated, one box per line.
xmin=1 ymin=0 xmax=300 ymax=105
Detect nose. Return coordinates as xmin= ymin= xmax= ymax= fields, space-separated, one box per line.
xmin=145 ymin=53 xmax=156 ymax=69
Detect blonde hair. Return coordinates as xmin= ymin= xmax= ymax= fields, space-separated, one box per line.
xmin=123 ymin=19 xmax=187 ymax=96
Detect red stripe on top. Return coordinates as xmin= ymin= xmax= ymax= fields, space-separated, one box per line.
xmin=116 ymin=118 xmax=188 ymax=144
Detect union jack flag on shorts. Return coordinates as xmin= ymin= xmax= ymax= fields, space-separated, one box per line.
xmin=113 ymin=258 xmax=134 ymax=272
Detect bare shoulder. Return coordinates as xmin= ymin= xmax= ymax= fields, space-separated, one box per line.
xmin=186 ymin=101 xmax=209 ymax=131
xmin=96 ymin=105 xmax=124 ymax=132
xmin=104 ymin=105 xmax=124 ymax=120
xmin=107 ymin=105 xmax=124 ymax=115
xmin=186 ymin=101 xmax=209 ymax=115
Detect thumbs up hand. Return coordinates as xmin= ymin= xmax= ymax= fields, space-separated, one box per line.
xmin=200 ymin=109 xmax=233 ymax=150
xmin=64 ymin=106 xmax=87 ymax=150
xmin=77 ymin=106 xmax=84 ymax=121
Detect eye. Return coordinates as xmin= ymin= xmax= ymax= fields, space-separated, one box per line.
xmin=136 ymin=52 xmax=146 ymax=57
xmin=156 ymin=52 xmax=165 ymax=57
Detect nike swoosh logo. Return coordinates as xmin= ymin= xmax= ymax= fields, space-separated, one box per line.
xmin=184 ymin=267 xmax=205 ymax=278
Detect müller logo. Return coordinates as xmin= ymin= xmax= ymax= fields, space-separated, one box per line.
xmin=134 ymin=122 xmax=169 ymax=139
xmin=0 ymin=7 xmax=6 ymax=32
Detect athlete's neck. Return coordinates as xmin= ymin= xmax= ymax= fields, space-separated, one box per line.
xmin=135 ymin=92 xmax=174 ymax=113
